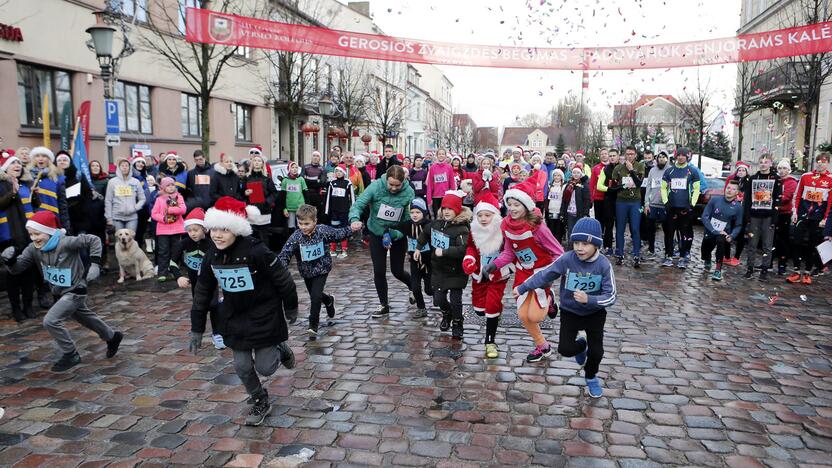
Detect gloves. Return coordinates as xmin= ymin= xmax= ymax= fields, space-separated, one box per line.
xmin=382 ymin=231 xmax=392 ymax=249
xmin=189 ymin=332 xmax=203 ymax=354
xmin=1 ymin=246 xmax=15 ymax=262
xmin=86 ymin=263 xmax=100 ymax=282
xmin=482 ymin=262 xmax=497 ymax=276
xmin=462 ymin=257 xmax=477 ymax=275
xmin=286 ymin=308 xmax=298 ymax=324
xmin=482 ymin=169 xmax=492 ymax=181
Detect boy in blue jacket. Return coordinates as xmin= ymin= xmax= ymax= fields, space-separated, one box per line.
xmin=278 ymin=204 xmax=359 ymax=338
xmin=701 ymin=179 xmax=744 ymax=281
xmin=513 ymin=217 xmax=616 ymax=398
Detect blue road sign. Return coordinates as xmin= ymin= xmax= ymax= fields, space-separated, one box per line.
xmin=105 ymin=99 xmax=120 ymax=135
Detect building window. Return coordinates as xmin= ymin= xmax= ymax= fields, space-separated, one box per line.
xmin=178 ymin=0 xmax=198 ymax=34
xmin=233 ymin=46 xmax=251 ymax=59
xmin=111 ymin=0 xmax=147 ymax=22
xmin=17 ymin=63 xmax=72 ymax=128
xmin=181 ymin=93 xmax=201 ymax=137
xmin=234 ymin=103 xmax=252 ymax=142
xmin=114 ymin=81 xmax=152 ymax=134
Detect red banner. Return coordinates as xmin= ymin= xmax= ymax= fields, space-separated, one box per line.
xmin=186 ymin=8 xmax=832 ymax=70
xmin=77 ymin=100 xmax=90 ymax=156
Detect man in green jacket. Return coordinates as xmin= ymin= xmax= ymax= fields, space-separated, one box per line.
xmin=611 ymin=145 xmax=645 ymax=268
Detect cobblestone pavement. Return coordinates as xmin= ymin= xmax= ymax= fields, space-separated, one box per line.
xmin=0 ymin=237 xmax=831 ymax=467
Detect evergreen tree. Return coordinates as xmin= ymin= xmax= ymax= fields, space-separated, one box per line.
xmin=556 ymin=134 xmax=565 ymax=155
xmin=703 ymin=131 xmax=731 ymax=162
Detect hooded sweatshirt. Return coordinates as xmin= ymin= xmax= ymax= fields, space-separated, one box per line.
xmin=105 ymin=169 xmax=146 ymax=222
xmin=8 ymin=233 xmax=102 ymax=296
xmin=644 ymin=163 xmax=669 ymax=208
xmin=425 ymin=161 xmax=456 ymax=199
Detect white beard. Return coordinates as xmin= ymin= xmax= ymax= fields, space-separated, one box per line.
xmin=471 ymin=214 xmax=504 ymax=255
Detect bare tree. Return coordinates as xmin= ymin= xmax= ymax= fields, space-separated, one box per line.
xmin=734 ymin=61 xmax=765 ymax=162
xmin=610 ymin=91 xmax=640 ymax=150
xmin=367 ymin=63 xmax=409 ymax=147
xmin=777 ymin=0 xmax=832 ymax=168
xmin=141 ymin=0 xmax=262 ymax=160
xmin=678 ymin=72 xmax=717 ymax=164
xmin=331 ymin=58 xmax=372 ymax=152
xmin=449 ymin=114 xmax=475 ymax=154
xmin=427 ymin=104 xmax=448 ymax=149
xmin=516 ymin=113 xmax=545 ymax=127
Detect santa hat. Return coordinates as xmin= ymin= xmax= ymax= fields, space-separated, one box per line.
xmin=163 ymin=151 xmax=178 ymax=162
xmin=440 ymin=190 xmax=465 ymax=215
xmin=204 ymin=196 xmax=258 ymax=237
xmin=735 ymin=161 xmax=751 ymax=170
xmin=30 ymin=146 xmax=55 ymax=162
xmin=55 ymin=151 xmax=71 ymax=165
xmin=504 ymin=177 xmax=537 ymax=212
xmin=1 ymin=150 xmax=20 ymax=172
xmin=473 ymin=191 xmax=500 ymax=216
xmin=184 ymin=208 xmax=206 ymax=229
xmin=26 ymin=210 xmax=64 ymax=236
xmin=513 ymin=146 xmax=523 ymax=154
xmin=288 ymin=161 xmax=299 ymax=172
xmin=131 ymin=155 xmax=147 ymax=166
xmin=248 ymin=145 xmax=263 ymax=156
xmin=334 ymin=165 xmax=348 ymax=176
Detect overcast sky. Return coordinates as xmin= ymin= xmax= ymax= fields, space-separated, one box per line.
xmin=337 ymin=0 xmax=742 ymax=129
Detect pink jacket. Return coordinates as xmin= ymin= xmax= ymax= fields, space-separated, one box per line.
xmin=151 ymin=193 xmax=186 ymax=235
xmin=426 ymin=162 xmax=457 ymax=199
xmin=493 ymin=222 xmax=564 ymax=270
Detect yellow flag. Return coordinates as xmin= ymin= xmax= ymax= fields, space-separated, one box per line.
xmin=42 ymin=93 xmax=50 ymax=147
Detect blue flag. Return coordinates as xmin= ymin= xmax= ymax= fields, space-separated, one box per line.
xmin=72 ymin=126 xmax=93 ymax=187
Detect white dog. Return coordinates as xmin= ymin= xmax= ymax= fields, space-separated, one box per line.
xmin=114 ymin=228 xmax=156 ymax=283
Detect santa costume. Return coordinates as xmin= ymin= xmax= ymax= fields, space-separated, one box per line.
xmin=463 ymin=191 xmax=512 ymax=358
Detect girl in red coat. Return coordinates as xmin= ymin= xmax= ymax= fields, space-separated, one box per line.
xmin=462 ymin=191 xmax=511 ymax=359
xmin=484 ymin=178 xmax=564 ymax=363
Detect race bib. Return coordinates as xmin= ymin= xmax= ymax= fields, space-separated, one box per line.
xmin=431 ymin=230 xmax=450 ymax=249
xmin=433 ymin=173 xmax=447 ymax=183
xmin=300 ymin=242 xmax=325 ymax=262
xmin=651 ymin=178 xmax=662 ymax=188
xmin=331 ymin=187 xmax=346 ymax=197
xmin=804 ymin=187 xmax=828 ymax=203
xmin=195 ymin=175 xmax=210 ymax=185
xmin=481 ymin=253 xmax=498 ymax=267
xmin=407 ymin=237 xmax=429 ymax=252
xmin=184 ymin=253 xmax=203 ymax=271
xmin=377 ymin=203 xmax=402 ymax=221
xmin=212 ymin=266 xmax=254 ymax=292
xmin=413 ymin=181 xmax=423 ymax=190
xmin=622 ymin=176 xmax=635 ymax=189
xmin=710 ymin=218 xmax=727 ymax=232
xmin=566 ymin=272 xmax=602 ymax=293
xmin=286 ymin=184 xmax=301 ymax=193
xmin=516 ymin=248 xmax=537 ymax=264
xmin=641 ymin=178 xmax=649 ymax=188
xmin=751 ymin=179 xmax=774 ymax=210
xmin=670 ymin=178 xmax=687 ymax=190
xmin=44 ymin=265 xmax=71 ymax=287
xmin=115 ymin=185 xmax=133 ymax=197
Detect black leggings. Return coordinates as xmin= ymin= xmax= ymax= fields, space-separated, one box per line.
xmin=545 ymin=217 xmax=565 ymax=243
xmin=701 ymin=234 xmax=729 ymax=265
xmin=795 ymin=219 xmax=823 ymax=272
xmin=431 ymin=198 xmax=443 ymax=219
xmin=774 ymin=213 xmax=793 ymax=268
xmin=303 ymin=274 xmax=332 ymax=329
xmin=409 ymin=258 xmax=432 ymax=309
xmin=601 ymin=198 xmax=616 ymax=249
xmin=369 ymin=234 xmax=410 ymax=305
xmin=665 ymin=207 xmax=693 ymax=258
xmin=557 ymin=309 xmax=607 ymax=379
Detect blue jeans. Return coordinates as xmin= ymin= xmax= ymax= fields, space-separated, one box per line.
xmin=615 ymin=201 xmax=641 ymax=257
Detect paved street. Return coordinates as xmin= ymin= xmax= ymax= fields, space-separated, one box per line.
xmin=1 ymin=239 xmax=831 ymax=467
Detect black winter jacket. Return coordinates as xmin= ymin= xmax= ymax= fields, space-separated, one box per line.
xmin=210 ymin=162 xmax=244 ymax=204
xmin=191 ymin=236 xmax=298 ymax=350
xmin=416 ymin=208 xmax=471 ymax=290
xmin=186 ymin=163 xmax=215 ymax=210
xmin=560 ymin=175 xmax=592 ymax=219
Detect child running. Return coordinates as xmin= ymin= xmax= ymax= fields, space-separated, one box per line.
xmin=484 ymin=178 xmax=564 ymax=363
xmin=324 ymin=165 xmax=355 ymax=257
xmin=514 ymin=217 xmax=616 ymax=398
xmin=395 ymin=197 xmax=433 ymax=318
xmin=2 ymin=211 xmax=123 ymax=371
xmin=462 ymin=191 xmax=512 ymax=358
xmin=171 ymin=208 xmax=225 ymax=349
xmin=190 ymin=196 xmax=297 ymax=426
xmin=414 ymin=190 xmax=471 ymax=339
xmin=278 ymin=204 xmax=358 ymax=338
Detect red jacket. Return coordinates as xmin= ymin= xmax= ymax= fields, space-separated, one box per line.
xmin=590 ymin=162 xmax=606 ymax=202
xmin=778 ymin=176 xmax=798 ymax=215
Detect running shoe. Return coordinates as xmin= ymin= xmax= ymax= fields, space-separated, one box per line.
xmin=212 ymin=334 xmax=226 ymax=350
xmin=786 ymin=273 xmax=802 ymax=284
xmin=324 ymin=296 xmax=336 ymax=318
xmin=526 ymin=343 xmax=552 ymax=363
xmin=485 ymin=343 xmax=499 ymax=359
xmin=574 ymin=337 xmax=588 ymax=368
xmin=633 ymin=257 xmax=641 ymax=269
xmin=661 ymin=257 xmax=674 ymax=267
xmin=340 ymin=251 xmax=348 ymax=259
xmin=802 ymin=275 xmax=812 ymax=285
xmin=677 ymin=257 xmax=689 ymax=269
xmin=711 ymin=270 xmax=723 ymax=281
xmin=616 ymin=256 xmax=624 ymax=266
xmin=586 ymin=377 xmax=603 ymax=398
xmin=371 ymin=304 xmax=390 ymax=318
xmin=703 ymin=260 xmax=712 ymax=271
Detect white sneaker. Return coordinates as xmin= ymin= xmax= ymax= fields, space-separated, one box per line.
xmin=212 ymin=334 xmax=226 ymax=350
xmin=340 ymin=251 xmax=348 ymax=258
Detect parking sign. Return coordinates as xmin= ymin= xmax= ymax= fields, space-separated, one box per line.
xmin=105 ymin=99 xmax=120 ymax=135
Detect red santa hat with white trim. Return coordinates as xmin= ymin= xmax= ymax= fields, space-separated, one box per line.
xmin=503 ymin=177 xmax=537 ymax=212
xmin=473 ymin=191 xmax=501 ymax=217
xmin=26 ymin=210 xmax=65 ymax=236
xmin=163 ymin=150 xmax=179 ymax=162
xmin=204 ymin=197 xmax=259 ymax=237
xmin=1 ymin=149 xmax=20 ymax=172
xmin=248 ymin=145 xmax=264 ymax=156
xmin=183 ymin=207 xmax=206 ymax=229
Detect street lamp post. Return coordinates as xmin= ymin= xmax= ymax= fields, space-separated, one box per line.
xmin=86 ymin=9 xmax=133 ymax=168
xmin=318 ymin=91 xmax=334 ymax=155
